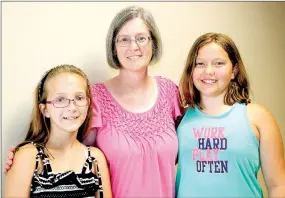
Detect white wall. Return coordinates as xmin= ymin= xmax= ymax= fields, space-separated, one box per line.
xmin=2 ymin=2 xmax=285 ymax=196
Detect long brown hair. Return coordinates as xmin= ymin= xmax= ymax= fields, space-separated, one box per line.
xmin=14 ymin=64 xmax=93 ymax=153
xmin=180 ymin=32 xmax=251 ymax=109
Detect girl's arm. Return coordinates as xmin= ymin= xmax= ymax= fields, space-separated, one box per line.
xmin=90 ymin=147 xmax=112 ymax=198
xmin=4 ymin=144 xmax=37 ymax=197
xmin=248 ymin=103 xmax=285 ymax=197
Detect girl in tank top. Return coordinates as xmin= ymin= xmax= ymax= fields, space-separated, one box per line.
xmin=4 ymin=65 xmax=112 ymax=198
xmin=176 ymin=32 xmax=285 ymax=197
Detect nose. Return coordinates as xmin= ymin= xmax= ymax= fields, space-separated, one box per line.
xmin=67 ymin=99 xmax=77 ymax=110
xmin=129 ymin=39 xmax=140 ymax=50
xmin=205 ymin=64 xmax=215 ymax=74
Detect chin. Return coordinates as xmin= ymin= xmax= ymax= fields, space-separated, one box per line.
xmin=64 ymin=123 xmax=83 ymax=133
xmin=201 ymin=90 xmax=223 ymax=98
xmin=64 ymin=127 xmax=80 ymax=134
xmin=123 ymin=61 xmax=148 ymax=70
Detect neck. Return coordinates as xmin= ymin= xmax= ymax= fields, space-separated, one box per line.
xmin=116 ymin=67 xmax=151 ymax=91
xmin=200 ymin=94 xmax=231 ymax=116
xmin=46 ymin=129 xmax=79 ymax=151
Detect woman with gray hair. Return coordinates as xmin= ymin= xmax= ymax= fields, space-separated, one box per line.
xmin=82 ymin=6 xmax=182 ymax=197
xmin=5 ymin=5 xmax=182 ymax=198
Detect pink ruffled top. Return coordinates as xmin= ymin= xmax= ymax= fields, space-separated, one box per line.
xmin=83 ymin=76 xmax=181 ymax=198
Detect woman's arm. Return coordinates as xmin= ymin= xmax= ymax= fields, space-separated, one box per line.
xmin=90 ymin=147 xmax=112 ymax=198
xmin=248 ymin=103 xmax=285 ymax=197
xmin=4 ymin=144 xmax=38 ymax=197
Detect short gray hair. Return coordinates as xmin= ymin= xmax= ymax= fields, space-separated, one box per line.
xmin=106 ymin=5 xmax=162 ymax=69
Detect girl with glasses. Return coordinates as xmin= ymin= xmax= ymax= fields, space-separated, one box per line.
xmin=4 ymin=65 xmax=112 ymax=198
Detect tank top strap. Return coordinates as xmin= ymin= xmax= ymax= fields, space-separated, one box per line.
xmin=94 ymin=156 xmax=103 ymax=197
xmin=34 ymin=146 xmax=41 ymax=173
xmin=88 ymin=146 xmax=103 ymax=196
xmin=33 ymin=143 xmax=52 ymax=175
xmin=81 ymin=146 xmax=103 ymax=197
xmin=81 ymin=146 xmax=94 ymax=173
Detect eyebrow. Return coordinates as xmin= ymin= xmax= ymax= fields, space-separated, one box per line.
xmin=55 ymin=92 xmax=85 ymax=95
xmin=117 ymin=32 xmax=150 ymax=37
xmin=196 ymin=58 xmax=225 ymax=61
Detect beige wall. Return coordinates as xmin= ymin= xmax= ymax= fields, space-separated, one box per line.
xmin=2 ymin=2 xmax=285 ymax=196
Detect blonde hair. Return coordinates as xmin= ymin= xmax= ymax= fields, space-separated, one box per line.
xmin=15 ymin=64 xmax=93 ymax=153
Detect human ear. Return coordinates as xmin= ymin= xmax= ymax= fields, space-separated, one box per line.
xmin=231 ymin=65 xmax=239 ymax=79
xmin=39 ymin=104 xmax=50 ymax=118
